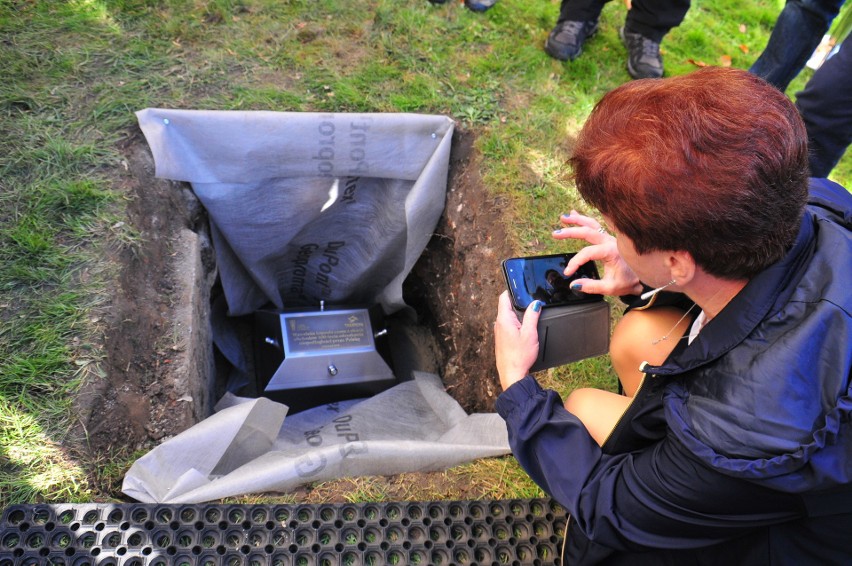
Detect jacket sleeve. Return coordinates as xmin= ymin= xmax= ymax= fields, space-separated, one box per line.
xmin=495 ymin=376 xmax=803 ymax=551
xmin=808 ymin=177 xmax=852 ymax=225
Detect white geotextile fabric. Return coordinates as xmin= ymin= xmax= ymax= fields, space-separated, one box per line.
xmin=135 ymin=109 xmax=456 ymax=316
xmin=122 ymin=373 xmax=510 ymax=503
xmin=123 ymin=110 xmax=510 ymax=502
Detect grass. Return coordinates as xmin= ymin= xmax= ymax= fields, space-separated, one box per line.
xmin=1 ymin=0 xmax=849 ymax=506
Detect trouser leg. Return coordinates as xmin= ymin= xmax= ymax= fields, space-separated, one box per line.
xmin=796 ymin=34 xmax=852 ymax=177
xmin=624 ymin=0 xmax=691 ymax=43
xmin=557 ymin=0 xmax=609 ymax=24
xmin=749 ymin=0 xmax=845 ymax=92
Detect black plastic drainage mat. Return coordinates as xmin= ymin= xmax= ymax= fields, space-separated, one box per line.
xmin=0 ymin=498 xmax=567 ymax=566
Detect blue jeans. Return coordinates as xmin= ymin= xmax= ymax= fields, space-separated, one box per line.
xmin=749 ymin=0 xmax=846 ymax=92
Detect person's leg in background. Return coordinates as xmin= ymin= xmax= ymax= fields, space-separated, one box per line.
xmin=464 ymin=0 xmax=498 ymax=12
xmin=749 ymin=0 xmax=846 ymax=92
xmin=545 ymin=0 xmax=609 ymax=61
xmin=621 ymin=0 xmax=691 ymax=79
xmin=427 ymin=0 xmax=499 ymax=13
xmin=796 ymin=34 xmax=852 ymax=177
xmin=545 ymin=0 xmax=689 ymax=79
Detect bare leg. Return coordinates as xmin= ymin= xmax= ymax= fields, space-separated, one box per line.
xmin=564 ymin=388 xmax=632 ymax=445
xmin=610 ymin=306 xmax=692 ymax=396
xmin=564 ymin=307 xmax=691 ymax=446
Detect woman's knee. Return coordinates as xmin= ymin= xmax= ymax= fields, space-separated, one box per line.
xmin=610 ymin=307 xmax=692 ymax=394
xmin=564 ymin=388 xmax=597 ymax=416
xmin=564 ymin=388 xmax=631 ymax=446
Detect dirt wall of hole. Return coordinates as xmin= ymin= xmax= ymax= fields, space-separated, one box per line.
xmin=409 ymin=130 xmax=516 ymax=413
xmin=79 ymin=128 xmax=515 ymax=493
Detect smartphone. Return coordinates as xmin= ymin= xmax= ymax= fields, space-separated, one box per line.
xmin=502 ymin=253 xmax=602 ymax=310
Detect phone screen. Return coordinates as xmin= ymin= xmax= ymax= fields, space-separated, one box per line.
xmin=502 ymin=253 xmax=601 ymax=310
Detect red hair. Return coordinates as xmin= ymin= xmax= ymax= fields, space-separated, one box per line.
xmin=570 ymin=67 xmax=809 ymax=279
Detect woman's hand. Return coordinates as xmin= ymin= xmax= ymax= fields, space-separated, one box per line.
xmin=554 ymin=211 xmax=643 ymax=297
xmin=494 ymin=292 xmax=542 ymax=391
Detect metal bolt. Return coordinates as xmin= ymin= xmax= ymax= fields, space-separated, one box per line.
xmin=327 ymin=364 xmax=338 ymax=376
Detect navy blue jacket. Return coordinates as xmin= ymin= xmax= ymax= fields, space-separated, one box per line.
xmin=496 ymin=178 xmax=852 ymax=564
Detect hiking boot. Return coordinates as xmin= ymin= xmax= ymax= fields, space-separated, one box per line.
xmin=620 ymin=27 xmax=663 ymax=79
xmin=465 ymin=0 xmax=497 ymax=12
xmin=545 ymin=20 xmax=599 ymax=61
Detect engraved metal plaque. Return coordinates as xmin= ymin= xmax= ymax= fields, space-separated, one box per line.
xmin=254 ymin=307 xmax=396 ymax=412
xmin=284 ymin=311 xmax=372 ymax=355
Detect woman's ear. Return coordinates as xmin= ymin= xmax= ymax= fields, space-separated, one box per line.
xmin=665 ymin=250 xmax=696 ymax=284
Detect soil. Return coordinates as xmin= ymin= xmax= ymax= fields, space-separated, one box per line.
xmin=78 ymin=126 xmax=516 ymax=499
xmin=76 ymin=134 xmax=212 ymax=489
xmin=409 ymin=130 xmax=516 ymax=412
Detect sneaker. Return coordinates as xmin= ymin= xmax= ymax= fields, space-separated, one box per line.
xmin=544 ymin=20 xmax=599 ymax=61
xmin=464 ymin=0 xmax=497 ymax=12
xmin=620 ymin=27 xmax=663 ymax=79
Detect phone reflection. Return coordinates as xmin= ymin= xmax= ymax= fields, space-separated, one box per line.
xmin=505 ymin=254 xmax=597 ymax=309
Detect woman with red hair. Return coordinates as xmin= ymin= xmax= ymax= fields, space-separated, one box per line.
xmin=494 ymin=67 xmax=852 ymax=563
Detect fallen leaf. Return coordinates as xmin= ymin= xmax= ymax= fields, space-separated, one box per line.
xmin=739 ymin=24 xmax=747 ymax=33
xmin=720 ymin=54 xmax=732 ymax=67
xmin=739 ymin=43 xmax=749 ymax=54
xmin=687 ymin=58 xmax=708 ymax=67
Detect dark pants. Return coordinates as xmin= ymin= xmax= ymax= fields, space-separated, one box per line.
xmin=749 ymin=0 xmax=846 ymax=92
xmin=796 ymin=34 xmax=852 ymax=177
xmin=558 ymin=0 xmax=690 ymax=43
